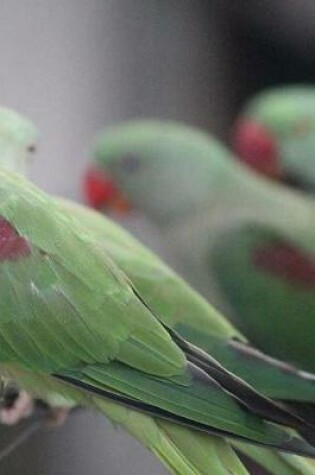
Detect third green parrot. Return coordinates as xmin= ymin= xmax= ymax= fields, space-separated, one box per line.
xmin=232 ymin=85 xmax=315 ymax=193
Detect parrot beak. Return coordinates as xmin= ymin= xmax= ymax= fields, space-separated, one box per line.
xmin=83 ymin=165 xmax=131 ymax=214
xmin=232 ymin=120 xmax=281 ymax=180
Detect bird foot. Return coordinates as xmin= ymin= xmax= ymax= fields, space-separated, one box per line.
xmin=44 ymin=407 xmax=70 ymax=427
xmin=0 ymin=390 xmax=34 ymax=426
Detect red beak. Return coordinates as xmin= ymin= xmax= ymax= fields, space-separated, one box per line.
xmin=232 ymin=120 xmax=280 ymax=179
xmin=83 ymin=165 xmax=131 ymax=214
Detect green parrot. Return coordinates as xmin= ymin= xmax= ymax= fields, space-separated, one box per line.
xmin=0 ymin=171 xmax=315 ymax=475
xmin=0 ymin=107 xmax=38 ymax=426
xmin=232 ymin=85 xmax=315 ymax=192
xmin=85 ymin=120 xmax=315 ymax=377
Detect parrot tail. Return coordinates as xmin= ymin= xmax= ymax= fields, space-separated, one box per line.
xmin=234 ymin=441 xmax=315 ymax=475
xmin=94 ymin=396 xmax=251 ymax=474
xmin=168 ymin=327 xmax=315 ymax=433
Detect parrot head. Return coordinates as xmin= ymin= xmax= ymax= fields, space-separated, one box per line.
xmin=84 ymin=120 xmax=227 ymax=224
xmin=232 ymin=85 xmax=315 ymax=192
xmin=0 ymin=107 xmax=38 ymax=176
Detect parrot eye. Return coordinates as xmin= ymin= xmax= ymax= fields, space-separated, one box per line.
xmin=27 ymin=144 xmax=36 ymax=153
xmin=118 ymin=155 xmax=142 ymax=174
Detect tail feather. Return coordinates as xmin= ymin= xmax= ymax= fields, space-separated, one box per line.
xmin=94 ymin=396 xmax=249 ymax=475
xmin=167 ymin=326 xmax=315 ymax=432
xmin=157 ymin=421 xmax=249 ymax=475
xmin=175 ymin=323 xmax=315 ymax=403
xmin=288 ymin=403 xmax=315 ymax=428
xmin=54 ymin=362 xmax=315 ymax=458
xmin=288 ymin=403 xmax=315 ymax=450
xmin=234 ymin=441 xmax=315 ymax=475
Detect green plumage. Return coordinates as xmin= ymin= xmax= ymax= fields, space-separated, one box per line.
xmin=59 ymin=200 xmax=315 ymax=474
xmin=91 ymin=120 xmax=315 ymax=374
xmin=1 ymin=108 xmax=315 ymax=474
xmin=58 ymin=199 xmax=315 ymax=401
xmin=0 ymin=171 xmax=314 ymax=475
xmin=52 ymin=203 xmax=315 ymax=475
xmin=234 ymin=442 xmax=315 ymax=475
xmin=211 ymin=224 xmax=315 ymax=370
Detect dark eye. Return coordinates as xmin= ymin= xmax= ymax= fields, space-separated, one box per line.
xmin=27 ymin=144 xmax=36 ymax=153
xmin=118 ymin=155 xmax=141 ymax=173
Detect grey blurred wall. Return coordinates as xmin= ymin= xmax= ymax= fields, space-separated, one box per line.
xmin=0 ymin=0 xmax=121 ymax=199
xmin=0 ymin=1 xmax=234 ymax=474
xmin=1 ymin=0 xmax=234 ymax=200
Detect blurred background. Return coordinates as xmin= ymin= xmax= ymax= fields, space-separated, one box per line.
xmin=1 ymin=0 xmax=315 ymax=473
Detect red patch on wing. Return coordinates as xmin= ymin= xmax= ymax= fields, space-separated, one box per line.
xmin=254 ymin=243 xmax=315 ymax=289
xmin=233 ymin=120 xmax=280 ymax=179
xmin=0 ymin=218 xmax=31 ymax=261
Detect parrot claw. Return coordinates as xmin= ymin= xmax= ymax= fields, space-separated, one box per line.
xmin=44 ymin=407 xmax=70 ymax=427
xmin=0 ymin=390 xmax=34 ymax=426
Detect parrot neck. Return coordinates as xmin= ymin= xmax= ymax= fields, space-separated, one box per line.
xmin=0 ymin=149 xmax=28 ymax=177
xmin=163 ymin=158 xmax=315 ymax=274
xmin=231 ymin=164 xmax=315 ymax=252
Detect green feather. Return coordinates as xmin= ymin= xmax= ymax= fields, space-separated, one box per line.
xmin=91 ymin=120 xmax=315 ymax=374
xmin=211 ymin=223 xmax=315 ymax=371
xmin=57 ymin=198 xmax=315 ymax=402
xmin=1 ymin=110 xmax=314 ymax=473
xmin=0 ymin=171 xmax=314 ymax=475
xmin=233 ymin=441 xmax=315 ymax=475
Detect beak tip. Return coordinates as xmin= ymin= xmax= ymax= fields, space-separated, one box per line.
xmin=83 ymin=165 xmax=131 ymax=213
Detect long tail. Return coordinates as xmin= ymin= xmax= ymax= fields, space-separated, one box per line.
xmin=234 ymin=441 xmax=315 ymax=475
xmin=94 ymin=397 xmax=315 ymax=475
xmin=94 ymin=397 xmax=249 ymax=475
xmin=168 ymin=327 xmax=315 ymax=433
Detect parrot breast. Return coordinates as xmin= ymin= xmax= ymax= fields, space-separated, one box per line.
xmin=0 ymin=217 xmax=31 ymax=261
